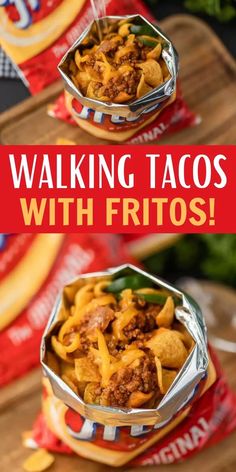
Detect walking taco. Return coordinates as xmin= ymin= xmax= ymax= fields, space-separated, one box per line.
xmin=40 ymin=264 xmax=221 ymax=466
xmin=58 ymin=15 xmax=179 ymax=142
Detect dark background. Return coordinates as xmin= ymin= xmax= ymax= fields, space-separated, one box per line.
xmin=0 ymin=0 xmax=236 ymax=113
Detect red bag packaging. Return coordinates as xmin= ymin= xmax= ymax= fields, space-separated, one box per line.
xmin=49 ymin=83 xmax=198 ymax=144
xmin=0 ymin=0 xmax=154 ymax=94
xmin=0 ymin=233 xmax=130 ymax=387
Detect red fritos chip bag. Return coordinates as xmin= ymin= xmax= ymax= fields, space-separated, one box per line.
xmin=0 ymin=0 xmax=153 ymax=94
xmin=23 ymin=266 xmax=236 ymax=467
xmin=27 ymin=348 xmax=236 ymax=466
xmin=0 ymin=233 xmax=130 ymax=387
xmin=49 ymin=1 xmax=198 ymax=142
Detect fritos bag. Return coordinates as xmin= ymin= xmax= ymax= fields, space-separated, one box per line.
xmin=24 ymin=265 xmax=236 ymax=467
xmin=0 ymin=233 xmax=130 ymax=387
xmin=51 ymin=4 xmax=198 ymax=142
xmin=49 ymin=85 xmax=197 ymax=144
xmin=0 ymin=0 xmax=154 ymax=94
xmin=27 ymin=349 xmax=236 ymax=466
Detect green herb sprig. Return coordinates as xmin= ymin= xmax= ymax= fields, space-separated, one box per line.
xmin=184 ymin=0 xmax=236 ymax=22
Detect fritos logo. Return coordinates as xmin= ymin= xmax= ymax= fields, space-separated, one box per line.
xmin=0 ymin=0 xmax=40 ymax=29
xmin=71 ymin=98 xmax=165 ymax=132
xmin=0 ymin=0 xmax=62 ymax=29
xmin=0 ymin=234 xmax=8 ymax=250
xmin=64 ymin=407 xmax=161 ymax=451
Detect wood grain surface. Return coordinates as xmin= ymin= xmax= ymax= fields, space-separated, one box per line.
xmin=0 ymin=281 xmax=236 ymax=472
xmin=0 ymin=14 xmax=236 ymax=145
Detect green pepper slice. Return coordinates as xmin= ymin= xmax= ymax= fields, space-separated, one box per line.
xmin=137 ymin=37 xmax=159 ymax=48
xmin=105 ymin=274 xmax=153 ymax=293
xmin=130 ymin=24 xmax=156 ymax=37
xmin=136 ymin=292 xmax=179 ymax=306
xmin=135 ymin=292 xmax=168 ymax=305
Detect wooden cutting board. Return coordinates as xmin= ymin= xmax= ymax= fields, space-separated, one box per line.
xmin=0 ymin=14 xmax=236 ymax=145
xmin=1 ymin=281 xmax=236 ymax=472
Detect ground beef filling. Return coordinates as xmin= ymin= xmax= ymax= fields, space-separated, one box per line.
xmin=85 ymin=55 xmax=96 ymax=68
xmin=123 ymin=305 xmax=160 ymax=341
xmin=103 ymin=70 xmax=141 ymax=99
xmin=79 ymin=305 xmax=115 ymax=351
xmin=93 ymin=69 xmax=141 ymax=101
xmin=123 ymin=313 xmax=156 ymax=341
xmin=97 ymin=37 xmax=123 ymax=55
xmin=100 ymin=355 xmax=158 ymax=407
xmin=80 ymin=37 xmax=153 ymax=100
xmin=56 ymin=281 xmax=178 ymax=408
xmin=74 ymin=304 xmax=161 ymax=407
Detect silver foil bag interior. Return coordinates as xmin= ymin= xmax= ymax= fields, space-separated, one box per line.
xmin=58 ymin=15 xmax=179 ymax=119
xmin=41 ymin=264 xmax=208 ymax=427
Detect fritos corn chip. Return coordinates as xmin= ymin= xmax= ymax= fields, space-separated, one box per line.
xmin=155 ymin=356 xmax=177 ymax=395
xmin=56 ymin=138 xmax=76 ymax=145
xmin=146 ymin=328 xmax=188 ymax=369
xmin=156 ymin=295 xmax=175 ymax=327
xmin=23 ymin=449 xmax=54 ymax=472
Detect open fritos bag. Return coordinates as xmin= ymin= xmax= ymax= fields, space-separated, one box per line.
xmin=48 ymin=0 xmax=198 ymax=143
xmin=57 ymin=12 xmax=198 ymax=143
xmin=24 ymin=265 xmax=236 ymax=467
